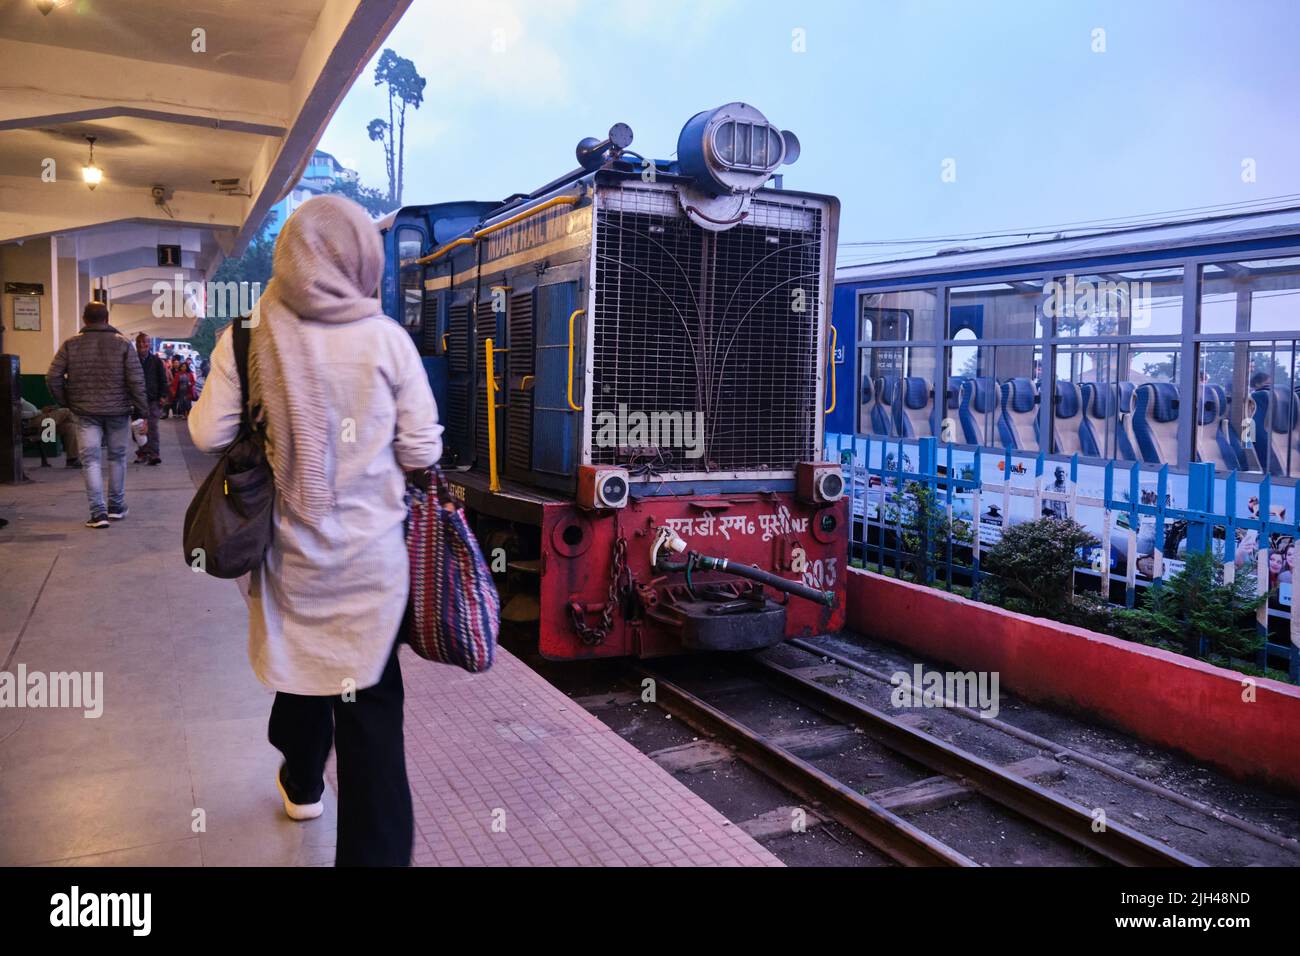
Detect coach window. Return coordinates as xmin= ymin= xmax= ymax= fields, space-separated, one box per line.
xmin=945 ymin=341 xmax=1043 ymax=449
xmin=1050 ymin=267 xmax=1183 ymax=337
xmin=1199 ymin=338 xmax=1299 ymax=477
xmin=944 ymin=282 xmax=1043 ymax=449
xmin=949 ymin=280 xmax=1045 ymax=341
xmin=1197 ymin=259 xmax=1300 ymax=475
xmin=1053 ymin=344 xmax=1118 ymax=457
xmin=1200 ymin=257 xmax=1300 ymax=334
xmin=858 ymin=289 xmax=939 ymax=436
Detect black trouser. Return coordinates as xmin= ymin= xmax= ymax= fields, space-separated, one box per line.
xmin=268 ymin=641 xmax=413 ymax=866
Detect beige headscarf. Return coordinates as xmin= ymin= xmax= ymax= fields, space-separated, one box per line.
xmin=248 ymin=194 xmax=384 ymax=522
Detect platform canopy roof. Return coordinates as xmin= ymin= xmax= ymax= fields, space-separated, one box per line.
xmin=0 ymin=0 xmax=411 ymax=275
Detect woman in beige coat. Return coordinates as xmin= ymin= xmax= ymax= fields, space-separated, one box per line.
xmin=190 ymin=195 xmax=443 ymax=866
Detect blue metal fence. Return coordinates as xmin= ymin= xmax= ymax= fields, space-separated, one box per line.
xmin=825 ymin=431 xmax=1300 ymax=682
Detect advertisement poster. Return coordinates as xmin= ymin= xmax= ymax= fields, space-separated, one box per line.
xmin=833 ymin=435 xmax=1297 ymax=609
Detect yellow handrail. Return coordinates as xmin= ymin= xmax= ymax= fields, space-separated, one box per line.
xmin=486 ymin=337 xmax=500 ymax=492
xmin=824 ymin=324 xmax=838 ymax=415
xmin=567 ymin=308 xmax=585 ymax=412
xmin=418 ymin=236 xmax=473 ymax=265
xmin=415 ymin=194 xmax=581 ymax=265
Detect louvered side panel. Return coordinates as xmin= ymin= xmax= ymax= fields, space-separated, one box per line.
xmin=448 ymin=304 xmax=470 ymax=372
xmin=444 ymin=302 xmax=472 ymax=463
xmin=507 ymin=292 xmax=534 ymax=475
xmin=474 ymin=301 xmax=496 ymax=472
xmin=420 ymin=291 xmax=440 ymax=355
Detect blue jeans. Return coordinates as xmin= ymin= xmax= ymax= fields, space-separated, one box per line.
xmin=75 ymin=413 xmax=130 ymax=516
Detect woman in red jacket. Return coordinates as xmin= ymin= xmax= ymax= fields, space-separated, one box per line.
xmin=170 ymin=361 xmax=198 ymax=418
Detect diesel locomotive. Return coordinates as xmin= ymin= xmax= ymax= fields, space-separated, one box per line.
xmin=378 ymin=103 xmax=846 ymax=659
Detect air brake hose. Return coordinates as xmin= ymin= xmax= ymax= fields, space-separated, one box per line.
xmin=657 ymin=553 xmax=834 ymax=607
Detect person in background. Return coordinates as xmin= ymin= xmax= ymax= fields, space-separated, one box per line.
xmin=20 ymin=397 xmax=80 ymax=466
xmin=162 ymin=357 xmax=180 ymax=418
xmin=190 ymin=195 xmax=442 ymax=867
xmin=135 ymin=333 xmax=167 ymax=465
xmin=1250 ymin=370 xmax=1273 ymax=392
xmin=46 ymin=301 xmax=147 ymax=528
xmin=170 ymin=360 xmax=197 ymax=419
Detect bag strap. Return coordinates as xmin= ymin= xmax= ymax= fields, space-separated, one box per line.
xmin=231 ymin=317 xmax=254 ymax=431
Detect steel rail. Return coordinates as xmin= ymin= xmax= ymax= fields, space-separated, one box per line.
xmin=789 ymin=636 xmax=1300 ymax=856
xmin=742 ymin=655 xmax=1205 ymax=867
xmin=633 ymin=665 xmax=977 ymax=867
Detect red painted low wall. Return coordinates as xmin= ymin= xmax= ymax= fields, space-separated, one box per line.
xmin=847 ymin=568 xmax=1300 ymax=793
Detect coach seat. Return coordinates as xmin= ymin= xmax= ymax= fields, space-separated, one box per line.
xmin=958 ymin=376 xmax=997 ymax=445
xmin=898 ymin=376 xmax=933 ymax=437
xmin=1193 ymin=384 xmax=1239 ymax=471
xmin=871 ymin=376 xmax=899 ymax=437
xmin=1051 ymin=380 xmax=1085 ymax=456
xmin=860 ymin=375 xmax=877 ymax=435
xmin=1133 ymin=382 xmax=1180 ymax=464
xmin=997 ymin=377 xmax=1039 ymax=450
xmin=1252 ymin=386 xmax=1298 ymax=476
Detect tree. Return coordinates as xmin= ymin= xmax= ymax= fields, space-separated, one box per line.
xmin=326 ymin=177 xmax=397 ymax=218
xmin=1112 ymin=549 xmax=1268 ymax=661
xmin=189 ymin=214 xmax=278 ymax=359
xmin=368 ymin=118 xmax=392 ymax=204
xmin=210 ymin=214 xmax=276 ymax=289
xmin=370 ymin=49 xmax=426 ymax=205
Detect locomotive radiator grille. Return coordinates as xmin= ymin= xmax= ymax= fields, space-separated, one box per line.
xmin=592 ymin=186 xmax=823 ymax=475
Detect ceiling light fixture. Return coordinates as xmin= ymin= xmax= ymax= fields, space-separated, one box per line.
xmin=82 ymin=135 xmax=102 ymax=191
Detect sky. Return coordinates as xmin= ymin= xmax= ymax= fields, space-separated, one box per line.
xmin=317 ymin=0 xmax=1300 ymax=266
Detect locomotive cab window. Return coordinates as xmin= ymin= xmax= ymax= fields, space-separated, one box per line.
xmin=400 ymin=267 xmax=423 ymax=331
xmin=396 ymin=226 xmax=424 ymax=263
xmin=396 ymin=226 xmax=426 ymax=332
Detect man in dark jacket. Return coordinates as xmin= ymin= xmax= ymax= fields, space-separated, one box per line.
xmin=135 ymin=333 xmax=167 ymax=465
xmin=46 ymin=302 xmax=148 ymax=528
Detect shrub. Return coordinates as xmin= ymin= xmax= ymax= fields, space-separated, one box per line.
xmin=981 ymin=516 xmax=1099 ymax=622
xmin=881 ymin=481 xmax=972 ymax=584
xmin=1112 ymin=549 xmax=1268 ymax=661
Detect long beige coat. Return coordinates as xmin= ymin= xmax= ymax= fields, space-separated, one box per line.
xmin=190 ymin=317 xmax=443 ymax=695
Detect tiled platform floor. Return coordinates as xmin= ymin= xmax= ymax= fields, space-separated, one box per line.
xmin=0 ymin=418 xmax=778 ymax=867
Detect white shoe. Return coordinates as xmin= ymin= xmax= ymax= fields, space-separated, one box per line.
xmin=276 ymin=768 xmax=323 ymax=821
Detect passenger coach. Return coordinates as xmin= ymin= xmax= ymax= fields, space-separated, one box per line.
xmin=829 ymin=207 xmax=1300 ymax=476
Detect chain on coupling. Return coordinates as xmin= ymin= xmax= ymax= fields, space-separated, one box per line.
xmin=569 ymin=535 xmax=629 ymax=646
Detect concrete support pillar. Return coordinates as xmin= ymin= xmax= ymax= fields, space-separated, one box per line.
xmin=0 ymin=238 xmax=60 ymax=392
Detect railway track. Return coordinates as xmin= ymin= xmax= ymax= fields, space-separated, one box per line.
xmin=633 ymin=651 xmax=1206 ymax=868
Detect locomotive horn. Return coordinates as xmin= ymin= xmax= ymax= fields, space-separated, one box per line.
xmin=576 ymin=123 xmax=634 ymax=170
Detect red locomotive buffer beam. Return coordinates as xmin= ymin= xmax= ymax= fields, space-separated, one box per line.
xmin=538 ymin=493 xmax=848 ymax=660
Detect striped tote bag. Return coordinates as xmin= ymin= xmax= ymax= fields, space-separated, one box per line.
xmin=404 ymin=472 xmax=499 ymax=672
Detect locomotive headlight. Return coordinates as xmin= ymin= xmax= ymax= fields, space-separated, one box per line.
xmin=599 ymin=473 xmax=629 ymax=508
xmin=577 ymin=465 xmax=630 ymax=510
xmin=796 ymin=461 xmax=845 ymax=505
xmin=815 ymin=471 xmax=845 ymax=502
xmin=678 ymin=103 xmax=800 ymax=198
